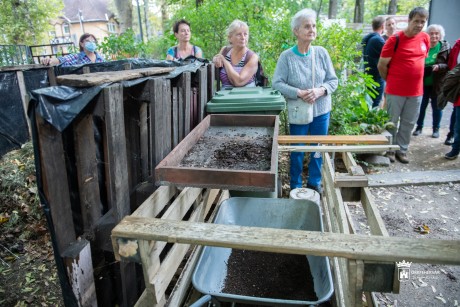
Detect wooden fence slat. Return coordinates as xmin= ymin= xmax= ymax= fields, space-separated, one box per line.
xmin=139 ymin=102 xmax=149 ymax=180
xmin=197 ymin=66 xmax=208 ymax=123
xmin=179 ymin=72 xmax=191 ymax=140
xmin=103 ymin=84 xmax=130 ymax=220
xmin=171 ymin=86 xmax=179 ymax=148
xmin=207 ymin=63 xmax=216 ymax=104
xmin=74 ymin=114 xmax=103 ymax=232
xmin=278 ymin=135 xmax=390 ymax=144
xmin=36 ymin=115 xmax=76 ymax=254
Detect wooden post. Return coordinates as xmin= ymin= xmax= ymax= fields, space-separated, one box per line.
xmin=196 ymin=66 xmax=208 ymax=123
xmin=74 ymin=114 xmax=103 ymax=233
xmin=15 ymin=70 xmax=31 ymax=137
xmin=178 ymin=72 xmax=191 ymax=140
xmin=62 ymin=240 xmax=98 ymax=307
xmin=36 ymin=115 xmax=76 ymax=254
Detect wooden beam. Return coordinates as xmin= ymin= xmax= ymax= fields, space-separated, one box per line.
xmin=279 ymin=145 xmax=399 ymax=153
xmin=56 ymin=67 xmax=175 ymax=87
xmin=62 ymin=240 xmax=97 ymax=307
xmin=112 ymin=217 xmax=460 ymax=265
xmin=335 ymin=174 xmax=368 ymax=187
xmin=278 ymin=135 xmax=390 ymax=144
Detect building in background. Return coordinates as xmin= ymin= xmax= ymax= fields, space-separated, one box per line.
xmin=49 ymin=0 xmax=119 ymax=48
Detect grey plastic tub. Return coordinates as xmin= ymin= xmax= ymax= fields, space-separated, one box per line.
xmin=192 ymin=197 xmax=334 ymax=306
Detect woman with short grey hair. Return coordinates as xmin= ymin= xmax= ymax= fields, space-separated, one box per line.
xmin=212 ymin=20 xmax=259 ymax=87
xmin=412 ymin=24 xmax=450 ymax=138
xmin=272 ymin=8 xmax=338 ymax=194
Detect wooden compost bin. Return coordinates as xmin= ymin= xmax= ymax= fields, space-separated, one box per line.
xmin=31 ymin=62 xmax=215 ymax=306
xmin=155 ymin=114 xmax=279 ymax=192
xmin=112 ymin=137 xmax=460 ymax=307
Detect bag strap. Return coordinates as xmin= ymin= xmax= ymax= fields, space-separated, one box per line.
xmin=311 ymin=47 xmax=316 ymax=87
xmin=394 ymin=33 xmax=399 ymax=53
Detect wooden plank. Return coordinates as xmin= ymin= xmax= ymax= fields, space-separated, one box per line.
xmin=112 ymin=217 xmax=460 ymax=265
xmin=171 ymin=86 xmax=179 ymax=148
xmin=179 ymin=72 xmax=191 ymax=139
xmin=278 ymin=135 xmax=390 ymax=144
xmin=139 ymin=102 xmax=149 ymax=180
xmin=56 ymin=67 xmax=175 ymax=87
xmin=62 ymin=240 xmax=97 ymax=307
xmin=324 ymin=153 xmax=349 ymax=234
xmin=36 ymin=115 xmax=76 ymax=254
xmin=151 ymin=78 xmax=172 ymax=167
xmin=132 ymin=185 xmax=177 ymax=218
xmin=15 ymin=70 xmax=31 ymax=136
xmin=323 ymin=153 xmax=353 ymax=306
xmin=207 ymin=63 xmax=216 ymax=104
xmin=196 ymin=66 xmax=208 ymax=123
xmin=360 ymin=188 xmax=389 ymax=237
xmin=47 ymin=67 xmax=57 ymax=86
xmin=335 ymin=174 xmax=368 ymax=188
xmin=103 ymin=84 xmax=130 ymax=221
xmin=368 ymin=169 xmax=460 ymax=187
xmin=279 ymin=144 xmax=399 ymax=153
xmin=74 ymin=114 xmax=103 ymax=232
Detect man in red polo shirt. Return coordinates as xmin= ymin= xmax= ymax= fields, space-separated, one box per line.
xmin=378 ymin=7 xmax=430 ymax=164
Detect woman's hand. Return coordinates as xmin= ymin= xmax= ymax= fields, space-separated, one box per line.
xmin=297 ymin=87 xmax=326 ymax=103
xmin=213 ymin=54 xmax=225 ymax=68
xmin=40 ymin=57 xmax=59 ymax=66
xmin=432 ymin=64 xmax=439 ymax=72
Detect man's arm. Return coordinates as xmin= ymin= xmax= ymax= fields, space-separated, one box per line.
xmin=378 ymin=57 xmax=391 ymax=81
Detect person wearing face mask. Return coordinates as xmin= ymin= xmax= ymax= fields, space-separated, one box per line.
xmin=40 ymin=33 xmax=105 ymax=66
xmin=166 ymin=19 xmax=203 ymax=60
xmin=212 ymin=20 xmax=259 ymax=87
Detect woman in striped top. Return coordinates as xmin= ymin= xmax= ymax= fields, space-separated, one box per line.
xmin=212 ymin=20 xmax=258 ymax=87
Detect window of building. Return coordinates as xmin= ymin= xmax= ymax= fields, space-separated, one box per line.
xmin=107 ymin=22 xmax=116 ymax=33
xmin=63 ymin=24 xmax=70 ymax=35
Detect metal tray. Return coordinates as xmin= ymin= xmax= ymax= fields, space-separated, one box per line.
xmin=192 ymin=197 xmax=334 ymax=305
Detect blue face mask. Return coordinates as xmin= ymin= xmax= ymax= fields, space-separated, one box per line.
xmin=84 ymin=41 xmax=97 ymax=52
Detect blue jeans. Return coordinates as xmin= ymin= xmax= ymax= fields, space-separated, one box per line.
xmin=416 ymin=85 xmax=443 ymax=130
xmin=451 ymin=106 xmax=460 ymax=154
xmin=289 ymin=112 xmax=330 ymax=189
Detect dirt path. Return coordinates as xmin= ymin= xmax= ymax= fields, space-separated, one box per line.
xmin=354 ymin=105 xmax=460 ymax=306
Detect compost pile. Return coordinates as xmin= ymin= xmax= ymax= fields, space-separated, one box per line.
xmin=180 ymin=127 xmax=272 ymax=171
xmin=223 ymin=249 xmax=318 ymax=301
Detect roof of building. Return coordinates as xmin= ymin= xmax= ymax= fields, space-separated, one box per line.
xmin=62 ymin=0 xmax=115 ymax=23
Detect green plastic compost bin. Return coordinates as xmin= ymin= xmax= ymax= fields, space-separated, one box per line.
xmin=206 ymin=86 xmax=286 ymax=115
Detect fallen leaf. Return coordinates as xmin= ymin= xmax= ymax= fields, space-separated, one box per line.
xmin=418 ymin=278 xmax=428 ymax=287
xmin=435 ymin=296 xmax=446 ymax=304
xmin=431 ymin=285 xmax=436 ymax=293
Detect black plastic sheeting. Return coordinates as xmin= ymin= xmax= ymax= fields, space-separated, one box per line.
xmin=25 ymin=58 xmax=208 ymax=305
xmin=30 ymin=58 xmax=208 ymax=132
xmin=0 ymin=72 xmax=31 ymax=157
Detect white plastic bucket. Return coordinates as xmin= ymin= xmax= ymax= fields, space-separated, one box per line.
xmin=289 ymin=188 xmax=320 ymax=205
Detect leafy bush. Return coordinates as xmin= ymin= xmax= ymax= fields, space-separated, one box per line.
xmin=99 ymin=29 xmax=147 ymax=60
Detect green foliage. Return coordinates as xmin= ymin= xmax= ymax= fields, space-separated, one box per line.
xmin=99 ymin=29 xmax=148 ymax=60
xmin=0 ymin=0 xmax=63 ymax=45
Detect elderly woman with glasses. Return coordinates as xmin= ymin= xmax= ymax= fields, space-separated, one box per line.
xmin=412 ymin=24 xmax=451 ymax=138
xmin=272 ymin=8 xmax=338 ymax=194
xmin=41 ymin=33 xmax=105 ymax=66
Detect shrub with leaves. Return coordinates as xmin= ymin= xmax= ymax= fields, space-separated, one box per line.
xmin=99 ymin=29 xmax=147 ymax=60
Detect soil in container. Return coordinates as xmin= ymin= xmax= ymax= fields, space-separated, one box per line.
xmin=180 ymin=127 xmax=272 ymax=171
xmin=223 ymin=249 xmax=318 ymax=301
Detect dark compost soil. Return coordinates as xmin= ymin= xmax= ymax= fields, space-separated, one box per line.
xmin=222 ymin=249 xmax=318 ymax=302
xmin=180 ymin=127 xmax=272 ymax=171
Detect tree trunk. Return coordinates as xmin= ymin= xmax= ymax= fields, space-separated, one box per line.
xmin=353 ymin=0 xmax=364 ymax=23
xmin=388 ymin=0 xmax=397 ymax=15
xmin=144 ymin=0 xmax=151 ymax=40
xmin=114 ymin=0 xmax=133 ymax=33
xmin=328 ymin=0 xmax=338 ymax=19
xmin=161 ymin=0 xmax=168 ymax=34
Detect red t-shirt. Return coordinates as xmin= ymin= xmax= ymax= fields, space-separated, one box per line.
xmin=381 ymin=31 xmax=430 ymax=96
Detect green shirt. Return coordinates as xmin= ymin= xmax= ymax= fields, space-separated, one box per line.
xmin=424 ymin=42 xmax=441 ymax=86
